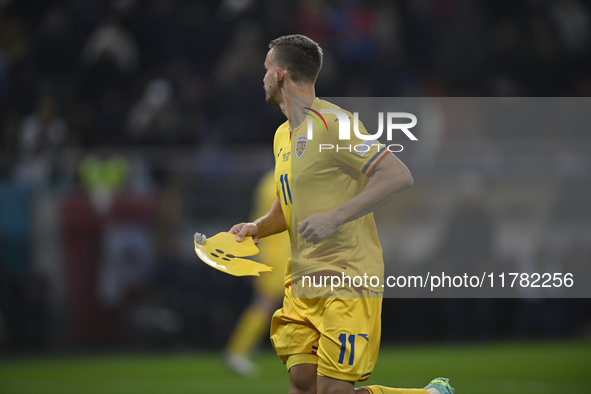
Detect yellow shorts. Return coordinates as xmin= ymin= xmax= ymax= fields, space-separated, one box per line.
xmin=270 ymin=284 xmax=382 ymax=382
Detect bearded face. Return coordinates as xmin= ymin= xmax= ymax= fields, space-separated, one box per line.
xmin=263 ymin=50 xmax=281 ymax=106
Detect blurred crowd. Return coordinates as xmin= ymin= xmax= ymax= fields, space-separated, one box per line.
xmin=1 ymin=0 xmax=591 ymax=161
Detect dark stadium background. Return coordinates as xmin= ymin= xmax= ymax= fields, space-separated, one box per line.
xmin=0 ymin=0 xmax=590 ymax=381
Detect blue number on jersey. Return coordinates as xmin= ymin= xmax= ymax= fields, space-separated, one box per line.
xmin=280 ymin=174 xmax=292 ymax=205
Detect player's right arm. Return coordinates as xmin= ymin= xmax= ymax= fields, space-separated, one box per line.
xmin=229 ymin=196 xmax=286 ymax=243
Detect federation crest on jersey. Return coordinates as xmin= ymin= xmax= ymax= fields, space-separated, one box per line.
xmin=295 ymin=135 xmax=308 ymax=158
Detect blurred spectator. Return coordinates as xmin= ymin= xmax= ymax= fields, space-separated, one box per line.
xmin=127 ymin=78 xmax=180 ymax=144
xmin=78 ymin=153 xmax=129 ymax=214
xmin=97 ymin=221 xmax=154 ymax=307
xmin=13 ymin=96 xmax=68 ymax=184
xmin=167 ymin=59 xmax=207 ymax=144
xmin=212 ymin=21 xmax=269 ymax=144
xmin=18 ymin=96 xmax=67 ymax=156
xmin=79 ymin=17 xmax=138 ymax=108
xmin=81 ymin=17 xmax=139 ymax=74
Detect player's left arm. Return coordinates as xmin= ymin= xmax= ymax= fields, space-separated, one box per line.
xmin=297 ymin=153 xmax=413 ymax=244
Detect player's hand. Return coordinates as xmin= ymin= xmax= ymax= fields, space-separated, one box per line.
xmin=229 ymin=222 xmax=259 ymax=244
xmin=297 ymin=213 xmax=340 ymax=244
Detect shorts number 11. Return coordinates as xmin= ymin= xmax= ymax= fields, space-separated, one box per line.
xmin=338 ymin=333 xmax=355 ymax=365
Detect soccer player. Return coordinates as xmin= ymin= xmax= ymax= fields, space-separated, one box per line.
xmin=229 ymin=35 xmax=453 ymax=394
xmin=225 ymin=170 xmax=290 ymax=377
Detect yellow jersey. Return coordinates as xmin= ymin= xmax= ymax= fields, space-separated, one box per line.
xmin=251 ymin=170 xmax=290 ymax=299
xmin=273 ymin=98 xmax=390 ymax=292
